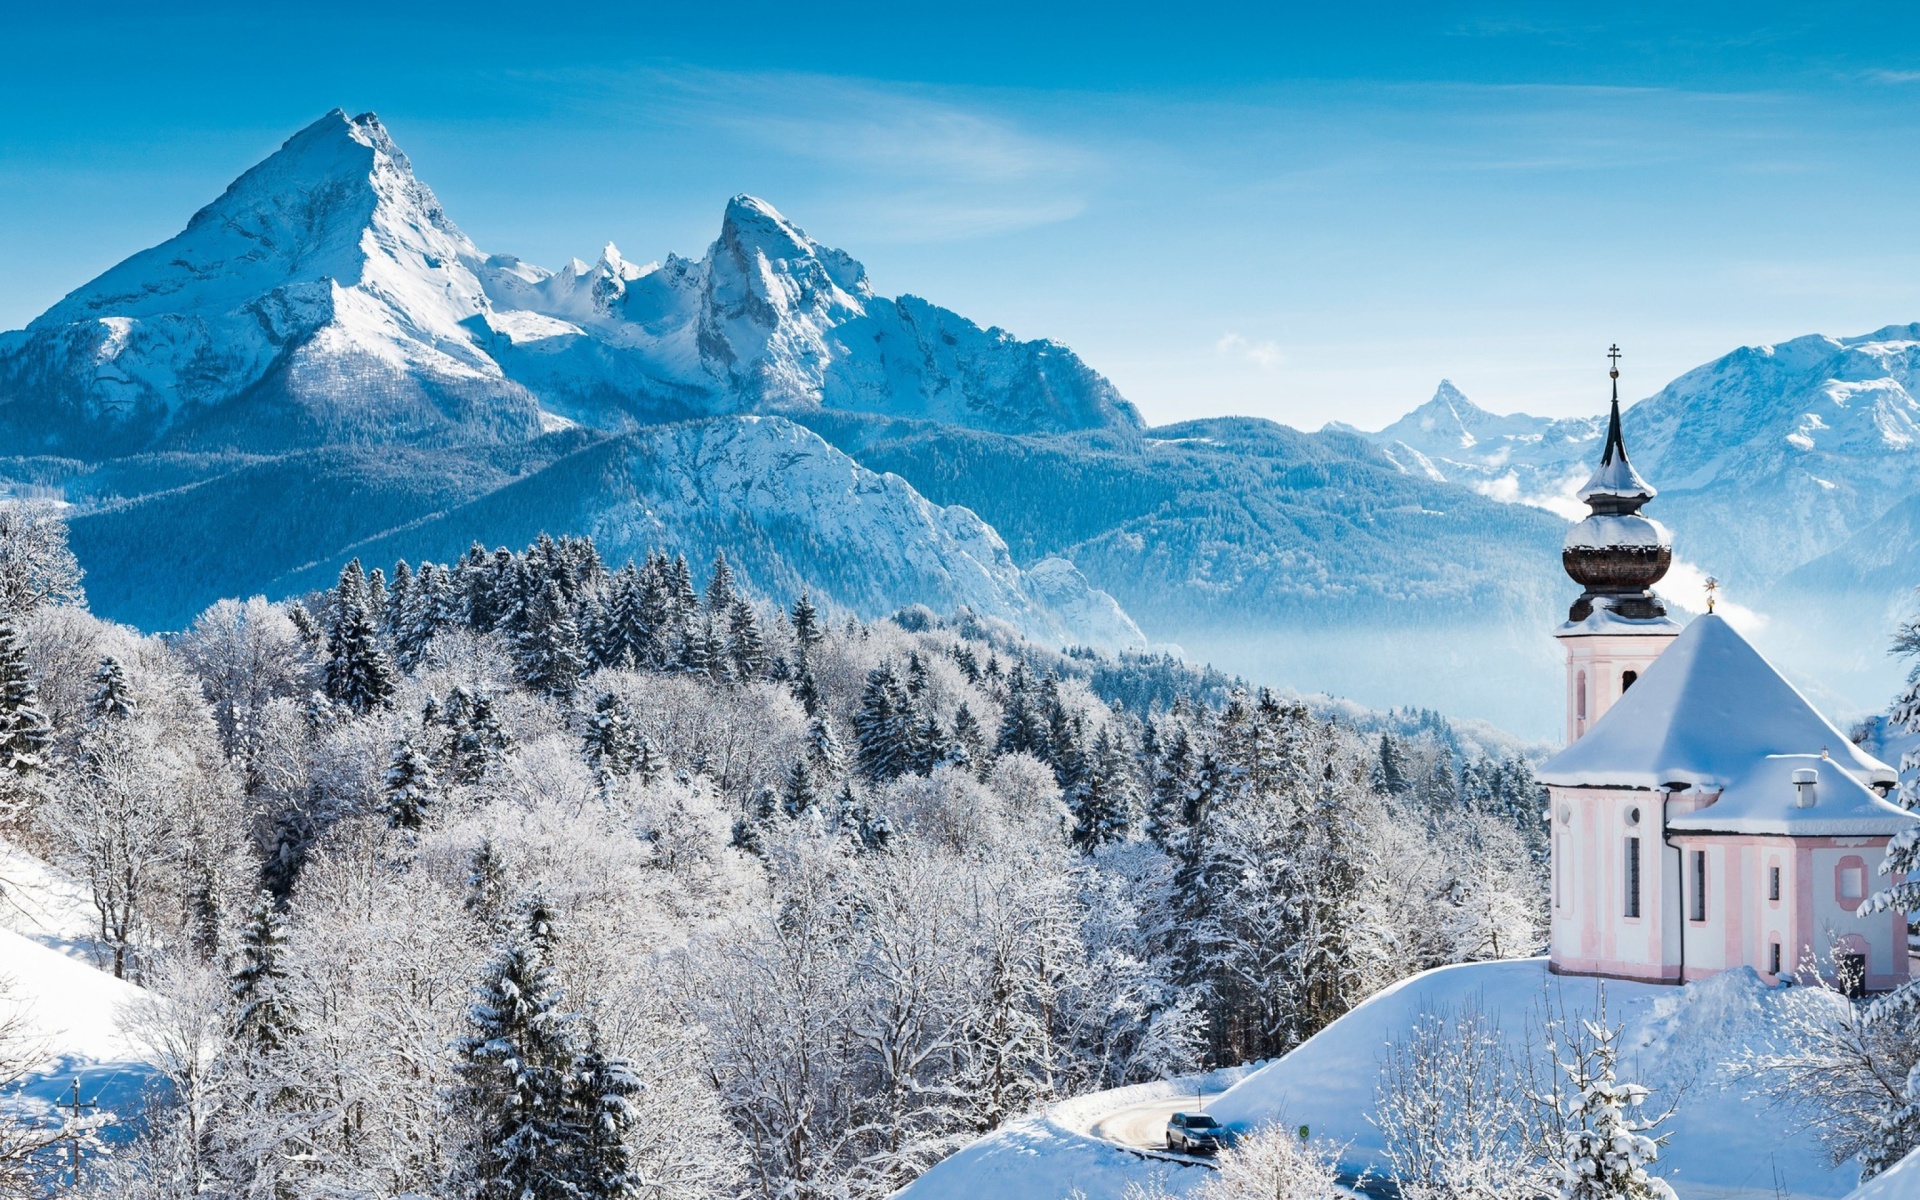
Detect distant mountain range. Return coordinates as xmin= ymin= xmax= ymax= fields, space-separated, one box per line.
xmin=1348 ymin=332 xmax=1920 ymax=719
xmin=4 ymin=108 xmax=1917 ymax=736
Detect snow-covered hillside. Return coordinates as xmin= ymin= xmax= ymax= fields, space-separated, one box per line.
xmin=909 ymin=959 xmax=1872 ymax=1200
xmin=260 ymin=415 xmax=1148 ymax=653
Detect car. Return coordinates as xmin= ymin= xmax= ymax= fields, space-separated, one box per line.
xmin=1166 ymin=1111 xmax=1225 ymax=1155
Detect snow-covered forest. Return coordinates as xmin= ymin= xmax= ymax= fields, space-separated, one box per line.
xmin=0 ymin=502 xmax=1552 ymax=1199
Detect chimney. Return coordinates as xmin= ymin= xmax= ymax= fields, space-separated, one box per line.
xmin=1792 ymin=767 xmax=1818 ymax=808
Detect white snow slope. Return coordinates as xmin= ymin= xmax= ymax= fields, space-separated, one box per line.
xmin=908 ymin=959 xmax=1872 ymax=1200
xmin=0 ymin=844 xmax=157 ymax=1135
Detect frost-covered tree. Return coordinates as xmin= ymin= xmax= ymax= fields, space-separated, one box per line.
xmin=323 ymin=560 xmax=395 ymax=713
xmin=0 ymin=617 xmax=49 ymax=785
xmin=88 ymin=656 xmax=135 ymax=723
xmin=584 ymin=692 xmax=641 ymax=782
xmin=0 ymin=500 xmax=85 ymax=622
xmin=516 ymin=581 xmax=585 ymax=698
xmin=1554 ymin=1019 xmax=1674 ymax=1200
xmin=382 ymin=736 xmax=438 ymax=832
xmin=229 ymin=889 xmax=295 ymax=1055
xmin=855 ymin=662 xmax=915 ymax=783
xmin=455 ymin=897 xmax=587 ymax=1200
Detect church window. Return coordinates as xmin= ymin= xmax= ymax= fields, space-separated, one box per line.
xmin=1621 ymin=669 xmax=1638 ymax=691
xmin=1768 ymin=865 xmax=1780 ymax=902
xmin=1576 ymin=672 xmax=1587 ymax=719
xmin=1840 ymin=866 xmax=1864 ymax=901
xmin=1690 ymin=850 xmax=1707 ymax=922
xmin=1769 ymin=940 xmax=1782 ymax=975
xmin=1625 ymin=837 xmax=1641 ymax=918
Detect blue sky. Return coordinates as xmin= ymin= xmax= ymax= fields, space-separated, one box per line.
xmin=6 ymin=2 xmax=1920 ymax=428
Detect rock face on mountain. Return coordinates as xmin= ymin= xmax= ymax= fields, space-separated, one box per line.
xmin=0 ymin=111 xmax=546 ymax=455
xmin=0 ymin=109 xmax=1137 ymax=454
xmin=476 ymin=194 xmax=1141 ymax=435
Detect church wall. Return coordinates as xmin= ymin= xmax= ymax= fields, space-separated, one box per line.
xmin=1549 ymin=784 xmax=1676 ymax=982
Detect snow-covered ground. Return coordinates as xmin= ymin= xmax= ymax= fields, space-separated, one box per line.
xmin=0 ymin=843 xmax=157 ymax=1133
xmin=899 ymin=1067 xmax=1255 ymax=1200
xmin=905 ymin=959 xmax=1877 ymax=1200
xmin=1845 ymin=1146 xmax=1920 ymax=1199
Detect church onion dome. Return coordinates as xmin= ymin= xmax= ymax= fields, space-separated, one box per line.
xmin=1560 ymin=350 xmax=1672 ymax=624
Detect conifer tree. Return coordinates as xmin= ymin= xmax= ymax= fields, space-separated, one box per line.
xmin=0 ymin=617 xmax=48 ymax=781
xmin=1070 ymin=726 xmax=1133 ymax=851
xmin=995 ymin=665 xmax=1048 ymax=757
xmin=1555 ymin=1019 xmax=1676 ymax=1200
xmin=382 ymin=737 xmax=438 ymax=832
xmin=89 ymin=655 xmax=135 ymax=722
xmin=1147 ymin=725 xmax=1195 ymax=850
xmin=229 ymin=890 xmax=295 ymax=1055
xmin=597 ymin=564 xmax=646 ymax=670
xmin=385 ymin=560 xmax=414 ymax=637
xmin=444 ymin=689 xmax=512 ymax=785
xmin=324 ymin=560 xmax=395 ymax=713
xmin=466 ymin=839 xmax=510 ymax=928
xmin=806 ymin=715 xmax=847 ymax=781
xmin=516 ymin=582 xmax=585 ymax=698
xmin=949 ymin=703 xmax=985 ymax=772
xmin=790 ymin=591 xmax=822 ymax=661
xmin=727 ymin=598 xmax=769 ymax=680
xmin=571 ymin=1040 xmax=643 ymax=1200
xmin=704 ymin=552 xmax=737 ymax=616
xmin=365 ymin=566 xmax=389 ymax=630
xmin=1375 ymin=732 xmax=1411 ymax=795
xmin=583 ymin=693 xmax=640 ymax=782
xmin=855 ymin=662 xmax=913 ymax=782
xmin=455 ymin=898 xmax=586 ymax=1200
xmin=781 ymin=757 xmax=819 ymax=820
xmin=835 ymin=782 xmax=892 ymax=854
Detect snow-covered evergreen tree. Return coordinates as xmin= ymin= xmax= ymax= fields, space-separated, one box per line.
xmin=1555 ymin=1019 xmax=1675 ymax=1200
xmin=455 ymin=897 xmax=588 ymax=1200
xmin=781 ymin=757 xmax=819 ymax=820
xmin=323 ymin=559 xmax=396 ymax=712
xmin=0 ymin=617 xmax=48 ymax=783
xmin=89 ymin=655 xmax=135 ymax=722
xmin=382 ymin=736 xmax=438 ymax=832
xmin=855 ymin=662 xmax=915 ymax=782
xmin=229 ymin=889 xmax=295 ymax=1055
xmin=516 ymin=581 xmax=585 ymax=698
xmin=727 ymin=598 xmax=769 ymax=680
xmin=584 ymin=692 xmax=640 ymax=782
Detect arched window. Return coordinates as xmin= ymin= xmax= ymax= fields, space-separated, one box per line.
xmin=1621 ymin=669 xmax=1638 ymax=692
xmin=1576 ymin=671 xmax=1588 ymax=719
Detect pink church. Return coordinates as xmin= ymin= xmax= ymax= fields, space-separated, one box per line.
xmin=1539 ymin=374 xmax=1918 ymax=993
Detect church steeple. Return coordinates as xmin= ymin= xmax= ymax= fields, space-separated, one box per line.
xmin=1577 ymin=345 xmax=1656 ymax=514
xmin=1562 ymin=347 xmax=1672 ymax=623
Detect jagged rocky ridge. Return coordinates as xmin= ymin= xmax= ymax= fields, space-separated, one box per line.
xmin=0 ymin=110 xmax=1147 ymax=649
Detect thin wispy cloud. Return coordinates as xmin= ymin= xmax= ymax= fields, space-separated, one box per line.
xmin=1216 ymin=333 xmax=1283 ymax=370
xmin=497 ymin=63 xmax=1101 ymax=242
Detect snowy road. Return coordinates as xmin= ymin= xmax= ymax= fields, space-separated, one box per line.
xmin=1087 ymin=1096 xmax=1213 ymax=1158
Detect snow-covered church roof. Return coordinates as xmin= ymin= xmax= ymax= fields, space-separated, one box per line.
xmin=1538 ymin=614 xmax=1895 ymax=794
xmin=1667 ymin=753 xmax=1914 ymax=837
